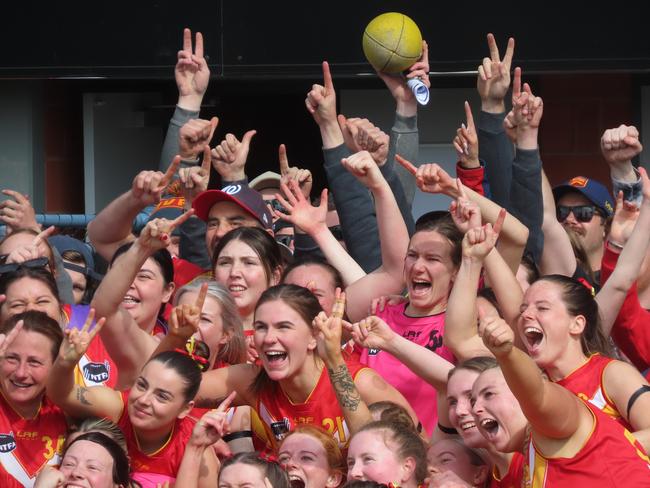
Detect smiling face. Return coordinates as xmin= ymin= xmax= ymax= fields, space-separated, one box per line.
xmin=346 ymin=430 xmax=411 ymax=485
xmin=517 ymin=280 xmax=585 ymax=371
xmin=403 ymin=230 xmax=457 ymax=315
xmin=121 ymin=257 xmax=174 ymax=332
xmin=446 ymin=368 xmax=485 ymax=448
xmin=279 ymin=432 xmax=341 ymax=488
xmin=214 ymin=239 xmax=275 ymax=322
xmin=253 ymin=299 xmax=317 ymax=382
xmin=206 ymin=201 xmax=261 ymax=259
xmin=127 ymin=360 xmax=192 ymax=433
xmin=471 ymin=368 xmax=527 ymax=453
xmin=0 ymin=276 xmax=61 ymax=323
xmin=0 ymin=329 xmax=55 ymax=413
xmin=59 ymin=440 xmax=118 ymax=488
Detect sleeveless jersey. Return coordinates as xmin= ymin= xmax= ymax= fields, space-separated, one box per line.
xmin=254 ymin=360 xmax=368 ymax=452
xmin=62 ymin=304 xmax=118 ymax=388
xmin=358 ymin=303 xmax=455 ymax=434
xmin=0 ymin=394 xmax=67 ymax=487
xmin=117 ymin=391 xmax=196 ymax=487
xmin=555 ymin=354 xmax=630 ymax=429
xmin=490 ymin=452 xmax=524 ymax=488
xmin=522 ymin=401 xmax=650 ymax=487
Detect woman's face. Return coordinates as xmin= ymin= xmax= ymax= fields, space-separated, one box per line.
xmin=121 ymin=257 xmax=173 ymax=331
xmin=0 ymin=329 xmax=55 ymax=411
xmin=403 ymin=231 xmax=457 ymax=314
xmin=218 ymin=462 xmax=267 ymax=488
xmin=279 ymin=433 xmax=341 ymax=488
xmin=214 ymin=239 xmax=275 ymax=319
xmin=0 ymin=276 xmax=61 ymax=324
xmin=59 ymin=440 xmax=118 ymax=488
xmin=253 ymin=299 xmax=317 ymax=382
xmin=127 ymin=360 xmax=192 ymax=432
xmin=446 ymin=369 xmax=485 ymax=448
xmin=517 ymin=280 xmax=583 ymax=370
xmin=471 ymin=368 xmax=528 ymax=453
xmin=283 ymin=264 xmax=337 ymax=315
xmin=427 ymin=439 xmax=487 ymax=487
xmin=178 ymin=291 xmax=228 ymax=366
xmin=347 ymin=430 xmax=410 ymax=485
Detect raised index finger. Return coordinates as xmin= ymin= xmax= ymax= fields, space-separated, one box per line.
xmin=195 ymin=282 xmax=208 ymax=311
xmin=182 ymin=28 xmax=192 ymax=52
xmin=502 ymin=37 xmax=515 ymax=69
xmin=33 ymin=226 xmax=55 ymax=247
xmin=493 ymin=208 xmax=507 ymax=235
xmin=512 ymin=67 xmax=522 ymax=99
xmin=322 ymin=61 xmax=334 ymax=93
xmin=160 ymin=156 xmax=182 ymax=187
xmin=201 ymin=145 xmax=212 ymax=173
xmin=487 ymin=33 xmax=500 ymax=62
xmin=278 ymin=144 xmax=290 ymax=175
xmin=169 ymin=209 xmax=195 ymax=231
xmin=2 ymin=189 xmax=28 ymax=204
xmin=464 ymin=101 xmax=475 ymax=131
xmin=395 ymin=154 xmax=417 ymax=176
xmin=216 ymin=391 xmax=237 ymax=413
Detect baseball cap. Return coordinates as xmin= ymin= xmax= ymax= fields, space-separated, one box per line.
xmin=48 ymin=235 xmax=102 ymax=281
xmin=192 ymin=184 xmax=273 ymax=230
xmin=553 ymin=176 xmax=614 ymax=217
xmin=249 ymin=171 xmax=281 ymax=192
xmin=147 ymin=197 xmax=185 ymax=236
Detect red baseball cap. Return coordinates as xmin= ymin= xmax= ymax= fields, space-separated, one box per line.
xmin=192 ymin=184 xmax=273 ymax=230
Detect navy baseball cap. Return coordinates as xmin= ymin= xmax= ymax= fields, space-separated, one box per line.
xmin=192 ymin=184 xmax=273 ymax=230
xmin=553 ymin=176 xmax=614 ymax=217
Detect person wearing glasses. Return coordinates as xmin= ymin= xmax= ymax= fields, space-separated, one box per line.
xmin=552 ymin=176 xmax=614 ymax=285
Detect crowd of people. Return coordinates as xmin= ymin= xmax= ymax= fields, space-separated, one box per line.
xmin=1 ymin=27 xmax=649 ymax=487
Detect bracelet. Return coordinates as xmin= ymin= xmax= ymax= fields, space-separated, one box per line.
xmin=437 ymin=423 xmax=458 ymax=435
xmin=607 ymin=239 xmax=625 ymax=251
xmin=222 ymin=430 xmax=253 ymax=442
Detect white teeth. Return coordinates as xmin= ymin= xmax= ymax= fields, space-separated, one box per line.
xmin=480 ymin=418 xmax=495 ymax=427
xmin=460 ymin=421 xmax=476 ymax=430
xmin=229 ymin=285 xmax=246 ymax=291
xmin=524 ymin=327 xmax=542 ymax=335
xmin=11 ymin=381 xmax=31 ymax=388
xmin=266 ymin=351 xmax=285 ymax=357
xmin=123 ymin=295 xmax=140 ymax=303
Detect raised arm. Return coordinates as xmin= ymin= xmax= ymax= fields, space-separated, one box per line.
xmin=597 ymin=168 xmax=650 ymax=335
xmin=314 ymin=291 xmax=372 ymax=434
xmin=478 ymin=309 xmax=584 ymax=440
xmin=396 ymin=156 xmax=528 ymax=274
xmin=339 ymin=151 xmax=410 ymax=322
xmin=90 ymin=211 xmax=192 ymax=389
xmin=87 ymin=157 xmax=180 ymax=261
xmin=46 ymin=310 xmax=123 ymax=421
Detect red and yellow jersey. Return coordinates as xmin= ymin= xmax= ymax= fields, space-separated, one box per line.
xmin=0 ymin=394 xmax=67 ymax=487
xmin=523 ymin=401 xmax=650 ymax=487
xmin=117 ymin=391 xmax=195 ymax=486
xmin=491 ymin=452 xmax=524 ymax=488
xmin=62 ymin=304 xmax=119 ymax=389
xmin=555 ymin=354 xmax=630 ymax=429
xmin=253 ymin=359 xmax=368 ymax=453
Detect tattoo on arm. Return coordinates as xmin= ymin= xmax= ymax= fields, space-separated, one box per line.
xmin=76 ymin=387 xmax=92 ymax=406
xmin=328 ymin=364 xmax=362 ymax=411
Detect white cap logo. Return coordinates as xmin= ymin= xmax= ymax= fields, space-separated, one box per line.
xmin=222 ymin=185 xmax=242 ymax=195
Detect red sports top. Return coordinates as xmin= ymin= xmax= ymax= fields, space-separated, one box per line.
xmin=253 ymin=360 xmax=368 ymax=452
xmin=522 ymin=401 xmax=650 ymax=487
xmin=62 ymin=304 xmax=118 ymax=388
xmin=490 ymin=452 xmax=524 ymax=488
xmin=117 ymin=391 xmax=196 ymax=487
xmin=555 ymin=353 xmax=630 ymax=429
xmin=0 ymin=393 xmax=67 ymax=487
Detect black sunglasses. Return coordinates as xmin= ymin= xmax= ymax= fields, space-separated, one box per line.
xmin=556 ymin=205 xmax=600 ymax=223
xmin=267 ymin=198 xmax=287 ymax=214
xmin=275 ymin=234 xmax=295 ymax=247
xmin=0 ymin=257 xmax=50 ymax=275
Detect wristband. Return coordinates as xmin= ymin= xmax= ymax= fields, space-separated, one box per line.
xmin=222 ymin=430 xmax=253 ymax=442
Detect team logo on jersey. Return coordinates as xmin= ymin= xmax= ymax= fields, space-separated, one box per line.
xmin=368 ymin=348 xmax=379 ymax=356
xmin=83 ymin=361 xmax=110 ymax=384
xmin=270 ymin=418 xmax=290 ymax=440
xmin=0 ymin=432 xmax=17 ymax=453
